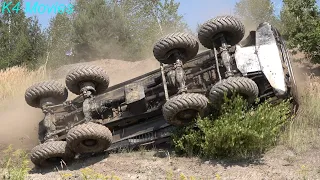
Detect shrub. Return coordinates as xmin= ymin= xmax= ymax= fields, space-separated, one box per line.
xmin=172 ymin=95 xmax=292 ymax=160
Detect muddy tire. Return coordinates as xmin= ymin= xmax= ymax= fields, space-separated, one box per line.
xmin=198 ymin=16 xmax=245 ymax=49
xmin=66 ymin=122 xmax=113 ymax=154
xmin=209 ymin=77 xmax=259 ymax=109
xmin=153 ymin=32 xmax=199 ymax=64
xmin=25 ymin=80 xmax=68 ymax=108
xmin=65 ymin=65 xmax=109 ymax=95
xmin=30 ymin=141 xmax=75 ymax=167
xmin=162 ymin=93 xmax=208 ymax=126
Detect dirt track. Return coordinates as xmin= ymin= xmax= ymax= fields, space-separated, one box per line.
xmin=53 ymin=59 xmax=160 ymax=86
xmin=27 ymin=145 xmax=320 ymax=180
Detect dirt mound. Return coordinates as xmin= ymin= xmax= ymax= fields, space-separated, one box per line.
xmin=53 ymin=59 xmax=160 ymax=86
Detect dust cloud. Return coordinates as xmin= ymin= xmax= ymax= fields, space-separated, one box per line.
xmin=0 ymin=58 xmax=161 ymax=152
xmin=0 ymin=98 xmax=44 ymax=152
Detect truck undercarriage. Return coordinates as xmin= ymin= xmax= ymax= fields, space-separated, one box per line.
xmin=24 ymin=16 xmax=297 ymax=167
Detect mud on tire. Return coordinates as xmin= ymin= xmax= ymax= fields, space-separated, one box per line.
xmin=30 ymin=141 xmax=75 ymax=167
xmin=65 ymin=65 xmax=110 ymax=95
xmin=66 ymin=122 xmax=113 ymax=154
xmin=153 ymin=32 xmax=199 ymax=64
xmin=25 ymin=80 xmax=68 ymax=108
xmin=198 ymin=16 xmax=245 ymax=49
xmin=162 ymin=93 xmax=209 ymax=126
xmin=209 ymin=77 xmax=259 ymax=109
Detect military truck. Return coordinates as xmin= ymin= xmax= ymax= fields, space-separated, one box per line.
xmin=24 ymin=15 xmax=297 ymax=167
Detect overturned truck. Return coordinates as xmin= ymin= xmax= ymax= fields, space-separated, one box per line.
xmin=25 ymin=15 xmax=297 ymax=167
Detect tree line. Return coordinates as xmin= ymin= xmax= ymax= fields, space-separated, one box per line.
xmin=0 ymin=0 xmax=319 ymax=70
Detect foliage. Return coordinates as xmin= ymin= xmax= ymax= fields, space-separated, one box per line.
xmin=0 ymin=0 xmax=46 ymax=70
xmin=66 ymin=0 xmax=187 ymax=62
xmin=0 ymin=0 xmax=186 ymax=70
xmin=0 ymin=145 xmax=31 ymax=180
xmin=280 ymin=0 xmax=320 ymax=63
xmin=45 ymin=13 xmax=74 ymax=69
xmin=234 ymin=0 xmax=281 ymax=30
xmin=172 ymin=95 xmax=291 ymax=160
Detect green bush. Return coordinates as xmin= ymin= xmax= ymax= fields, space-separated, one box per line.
xmin=172 ymin=95 xmax=292 ymax=160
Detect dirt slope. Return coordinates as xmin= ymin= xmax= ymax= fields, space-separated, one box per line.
xmin=53 ymin=59 xmax=160 ymax=86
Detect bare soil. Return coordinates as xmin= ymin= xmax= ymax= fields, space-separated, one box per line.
xmin=27 ymin=145 xmax=320 ymax=180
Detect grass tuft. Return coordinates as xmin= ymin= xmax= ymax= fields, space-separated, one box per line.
xmin=281 ymin=74 xmax=320 ymax=152
xmin=0 ymin=145 xmax=31 ymax=180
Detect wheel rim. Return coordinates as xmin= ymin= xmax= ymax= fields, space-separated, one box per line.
xmin=82 ymin=139 xmax=98 ymax=147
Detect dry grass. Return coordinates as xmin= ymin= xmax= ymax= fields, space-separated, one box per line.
xmin=281 ymin=73 xmax=320 ymax=152
xmin=0 ymin=66 xmax=49 ymax=108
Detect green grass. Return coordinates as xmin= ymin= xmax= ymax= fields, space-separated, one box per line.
xmin=0 ymin=145 xmax=31 ymax=180
xmin=280 ymin=74 xmax=320 ymax=152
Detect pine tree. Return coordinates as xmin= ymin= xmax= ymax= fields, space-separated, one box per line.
xmin=0 ymin=0 xmax=46 ymax=69
xmin=46 ymin=13 xmax=74 ymax=68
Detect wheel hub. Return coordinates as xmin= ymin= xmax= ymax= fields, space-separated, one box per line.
xmin=82 ymin=139 xmax=98 ymax=147
xmin=176 ymin=109 xmax=199 ymax=122
xmin=80 ymin=81 xmax=96 ymax=95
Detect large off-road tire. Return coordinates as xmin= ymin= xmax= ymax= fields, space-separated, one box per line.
xmin=25 ymin=80 xmax=68 ymax=108
xmin=162 ymin=93 xmax=209 ymax=126
xmin=66 ymin=122 xmax=113 ymax=154
xmin=153 ymin=32 xmax=199 ymax=64
xmin=198 ymin=16 xmax=245 ymax=49
xmin=209 ymin=77 xmax=259 ymax=109
xmin=65 ymin=65 xmax=110 ymax=95
xmin=30 ymin=141 xmax=75 ymax=167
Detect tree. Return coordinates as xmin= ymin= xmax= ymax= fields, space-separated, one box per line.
xmin=71 ymin=0 xmax=124 ymax=60
xmin=70 ymin=0 xmax=187 ymax=61
xmin=26 ymin=16 xmax=47 ymax=68
xmin=280 ymin=0 xmax=320 ymax=63
xmin=118 ymin=0 xmax=188 ymax=57
xmin=234 ymin=0 xmax=280 ymax=30
xmin=45 ymin=13 xmax=74 ymax=68
xmin=0 ymin=0 xmax=46 ymax=69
